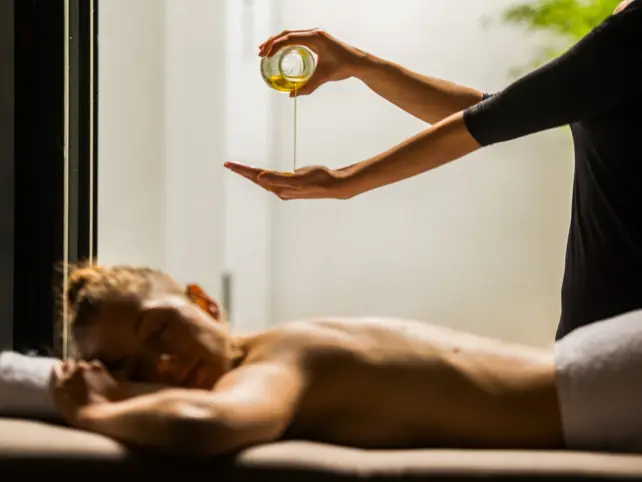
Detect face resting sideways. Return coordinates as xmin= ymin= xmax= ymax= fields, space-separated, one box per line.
xmin=67 ymin=266 xmax=232 ymax=390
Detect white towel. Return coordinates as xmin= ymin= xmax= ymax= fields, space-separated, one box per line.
xmin=0 ymin=351 xmax=61 ymax=420
xmin=555 ymin=308 xmax=642 ymax=454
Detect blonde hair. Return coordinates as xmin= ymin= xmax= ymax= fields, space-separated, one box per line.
xmin=65 ymin=264 xmax=184 ymax=330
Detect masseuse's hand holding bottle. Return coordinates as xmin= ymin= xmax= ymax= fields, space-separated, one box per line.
xmin=256 ymin=29 xmax=483 ymax=119
xmin=258 ymin=29 xmax=366 ymax=98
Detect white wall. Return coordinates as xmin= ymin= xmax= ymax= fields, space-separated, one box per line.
xmin=98 ymin=0 xmax=167 ymax=269
xmin=257 ymin=0 xmax=573 ymax=346
xmin=223 ymin=0 xmax=275 ymax=330
xmin=164 ymin=1 xmax=226 ymax=299
xmin=99 ymin=0 xmax=575 ymax=346
xmin=98 ymin=0 xmax=226 ymax=299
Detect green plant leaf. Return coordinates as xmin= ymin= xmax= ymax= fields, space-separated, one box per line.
xmin=499 ymin=0 xmax=620 ymax=72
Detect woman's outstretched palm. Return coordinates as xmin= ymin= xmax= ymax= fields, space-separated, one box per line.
xmin=224 ymin=162 xmax=354 ymax=200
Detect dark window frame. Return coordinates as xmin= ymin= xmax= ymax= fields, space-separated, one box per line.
xmin=11 ymin=0 xmax=98 ymax=356
xmin=0 ymin=0 xmax=15 ymax=351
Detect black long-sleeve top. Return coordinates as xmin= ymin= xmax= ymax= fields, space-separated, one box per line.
xmin=463 ymin=1 xmax=642 ymax=339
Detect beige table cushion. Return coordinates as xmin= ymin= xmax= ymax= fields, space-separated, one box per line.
xmin=2 ymin=418 xmax=642 ymax=481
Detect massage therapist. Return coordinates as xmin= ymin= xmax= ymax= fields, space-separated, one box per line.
xmin=225 ymin=1 xmax=642 ymax=341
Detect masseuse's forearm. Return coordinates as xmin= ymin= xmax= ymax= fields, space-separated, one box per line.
xmin=346 ymin=112 xmax=480 ymax=196
xmin=77 ymin=390 xmax=233 ymax=455
xmin=353 ymin=53 xmax=484 ymax=124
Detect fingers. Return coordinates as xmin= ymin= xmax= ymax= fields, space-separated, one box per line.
xmin=51 ymin=359 xmax=78 ymax=388
xmin=260 ymin=29 xmax=324 ymax=58
xmin=61 ymin=359 xmax=77 ymax=375
xmin=258 ymin=165 xmax=330 ymax=188
xmin=257 ymin=171 xmax=299 ymax=188
xmin=259 ymin=29 xmax=307 ymax=56
xmin=259 ymin=29 xmax=293 ymax=50
xmin=225 ymin=162 xmax=339 ymax=199
xmin=259 ymin=29 xmax=314 ymax=48
xmin=225 ymin=162 xmax=297 ymax=188
xmin=55 ymin=359 xmax=105 ymax=379
xmin=51 ymin=361 xmax=66 ymax=384
xmin=225 ymin=162 xmax=285 ymax=192
xmin=224 ymin=162 xmax=264 ymax=183
xmin=259 ymin=29 xmax=311 ymax=51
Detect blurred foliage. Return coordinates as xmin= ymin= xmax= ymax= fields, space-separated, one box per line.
xmin=499 ymin=0 xmax=621 ymax=74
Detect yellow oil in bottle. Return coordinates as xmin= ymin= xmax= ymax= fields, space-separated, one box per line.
xmin=264 ymin=75 xmax=307 ymax=93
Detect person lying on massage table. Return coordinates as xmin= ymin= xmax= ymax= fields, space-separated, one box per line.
xmin=45 ymin=264 xmax=642 ymax=456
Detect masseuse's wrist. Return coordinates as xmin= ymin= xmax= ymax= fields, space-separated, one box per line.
xmin=335 ymin=162 xmax=379 ymax=199
xmin=348 ymin=49 xmax=383 ymax=81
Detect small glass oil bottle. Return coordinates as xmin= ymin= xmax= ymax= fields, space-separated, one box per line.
xmin=260 ymin=45 xmax=316 ymax=93
xmin=261 ymin=45 xmax=316 ymax=172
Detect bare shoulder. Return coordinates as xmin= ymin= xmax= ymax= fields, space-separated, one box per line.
xmin=240 ymin=317 xmax=381 ymax=366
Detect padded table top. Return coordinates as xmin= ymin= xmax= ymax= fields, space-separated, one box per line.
xmin=2 ymin=418 xmax=642 ymax=481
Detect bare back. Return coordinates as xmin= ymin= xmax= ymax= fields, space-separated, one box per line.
xmin=231 ymin=318 xmax=564 ymax=449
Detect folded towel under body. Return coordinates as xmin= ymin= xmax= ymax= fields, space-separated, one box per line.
xmin=0 ymin=351 xmax=61 ymax=420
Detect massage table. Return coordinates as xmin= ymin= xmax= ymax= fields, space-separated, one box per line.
xmin=2 ymin=418 xmax=642 ymax=482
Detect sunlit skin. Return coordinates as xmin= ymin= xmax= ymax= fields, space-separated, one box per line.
xmin=51 ymin=265 xmax=564 ymax=456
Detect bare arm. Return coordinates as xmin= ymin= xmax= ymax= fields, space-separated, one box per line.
xmin=260 ymin=29 xmax=483 ymax=125
xmin=355 ymin=2 xmax=641 ymax=140
xmin=339 ymin=6 xmax=642 ymax=196
xmin=224 ymin=112 xmax=479 ymax=199
xmin=76 ymin=363 xmax=304 ymax=456
xmin=353 ymin=53 xmax=484 ymax=124
xmin=233 ymin=6 xmax=642 ymax=200
xmin=344 ymin=111 xmax=480 ymax=196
